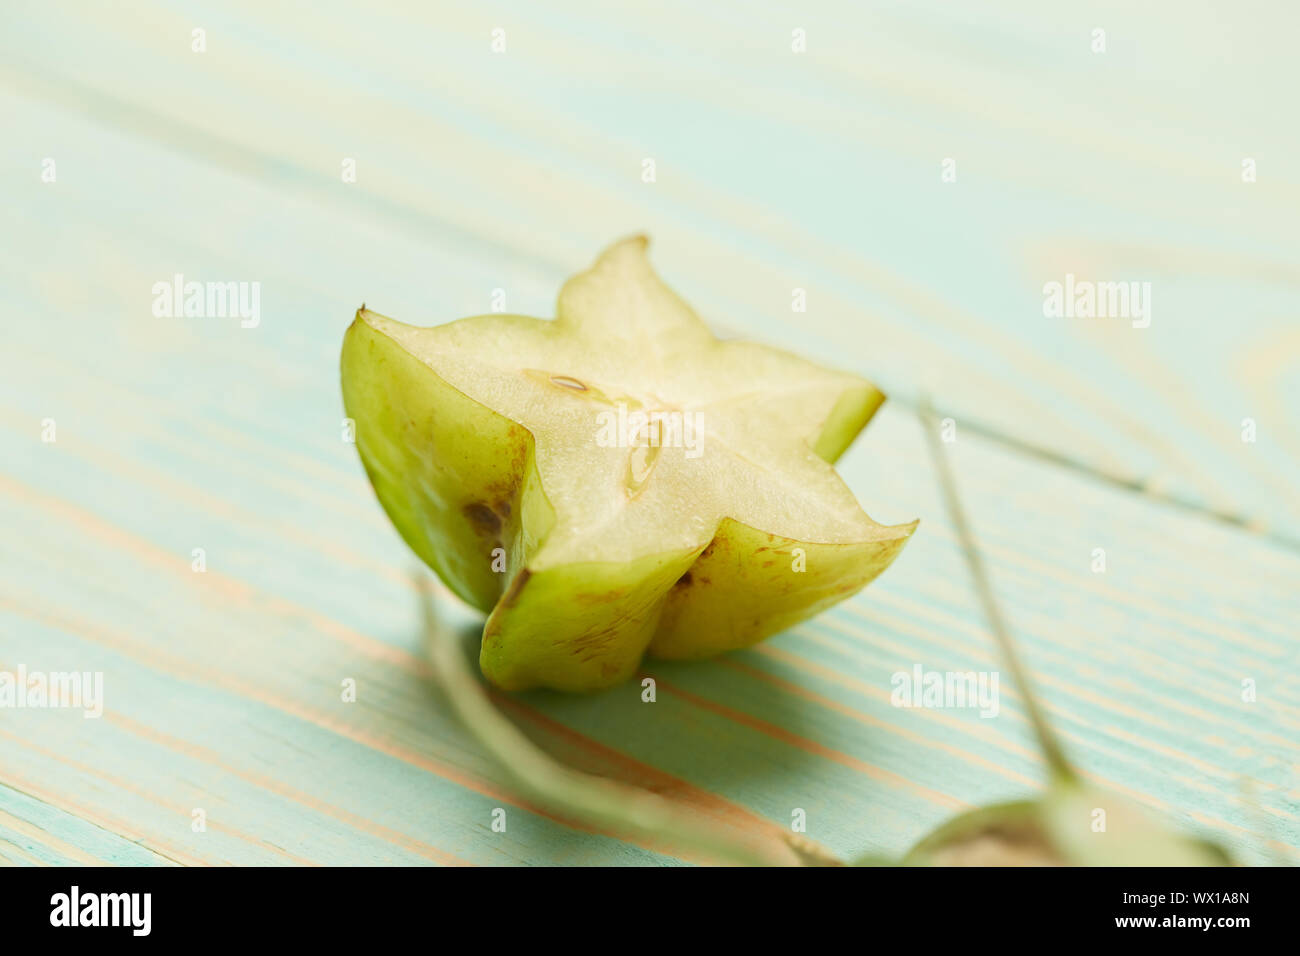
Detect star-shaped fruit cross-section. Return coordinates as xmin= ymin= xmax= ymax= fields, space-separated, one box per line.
xmin=341 ymin=236 xmax=916 ymax=691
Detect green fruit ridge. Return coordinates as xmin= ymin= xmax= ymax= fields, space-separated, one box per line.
xmin=341 ymin=236 xmax=916 ymax=691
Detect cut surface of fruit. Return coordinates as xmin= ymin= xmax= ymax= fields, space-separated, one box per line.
xmin=342 ymin=236 xmax=916 ymax=691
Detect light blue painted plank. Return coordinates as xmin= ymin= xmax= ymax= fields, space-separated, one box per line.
xmin=2 ymin=0 xmax=1296 ymax=534
xmin=0 ymin=783 xmax=178 ymax=866
xmin=0 ymin=0 xmax=1295 ymax=867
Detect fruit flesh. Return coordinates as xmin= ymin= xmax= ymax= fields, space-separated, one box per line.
xmin=342 ymin=236 xmax=916 ymax=691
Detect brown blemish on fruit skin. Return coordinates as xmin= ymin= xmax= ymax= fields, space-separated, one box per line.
xmin=500 ymin=568 xmax=531 ymax=609
xmin=462 ymin=501 xmax=501 ymax=535
xmin=561 ymin=603 xmax=642 ymax=662
xmin=573 ymin=587 xmax=629 ymax=606
xmin=464 ymin=426 xmax=526 ymax=541
xmin=671 ymin=568 xmax=712 ymax=592
xmin=466 ymin=426 xmax=527 ymax=537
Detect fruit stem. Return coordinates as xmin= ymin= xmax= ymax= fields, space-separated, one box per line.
xmin=919 ymin=398 xmax=1077 ymax=786
xmin=415 ymin=572 xmax=816 ymax=866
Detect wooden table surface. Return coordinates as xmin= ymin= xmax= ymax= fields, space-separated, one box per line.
xmin=1 ymin=1 xmax=1297 ymax=865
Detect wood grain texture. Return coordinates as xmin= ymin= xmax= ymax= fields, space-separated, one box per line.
xmin=0 ymin=1 xmax=1296 ymax=866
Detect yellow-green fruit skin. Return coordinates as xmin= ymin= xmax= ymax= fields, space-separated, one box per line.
xmin=649 ymin=518 xmax=913 ymax=661
xmin=341 ymin=313 xmax=547 ymax=613
xmin=342 ymin=306 xmax=913 ymax=693
xmin=480 ymin=551 xmax=696 ymax=692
